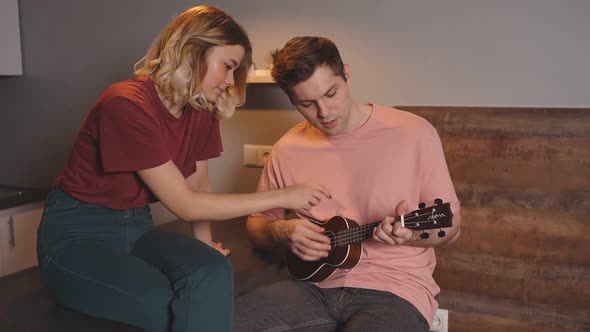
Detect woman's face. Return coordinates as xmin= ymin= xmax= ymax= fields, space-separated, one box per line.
xmin=200 ymin=44 xmax=245 ymax=102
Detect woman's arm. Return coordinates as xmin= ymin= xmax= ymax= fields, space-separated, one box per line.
xmin=185 ymin=160 xmax=214 ymax=243
xmin=138 ymin=160 xmax=330 ymax=222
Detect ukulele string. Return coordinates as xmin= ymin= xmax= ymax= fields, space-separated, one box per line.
xmin=324 ymin=211 xmax=440 ymax=246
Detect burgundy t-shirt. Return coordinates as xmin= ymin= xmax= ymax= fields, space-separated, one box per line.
xmin=55 ymin=76 xmax=222 ymax=210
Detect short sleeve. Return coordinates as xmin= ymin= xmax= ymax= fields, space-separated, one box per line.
xmin=193 ymin=115 xmax=223 ymax=162
xmin=252 ymin=152 xmax=287 ymax=221
xmin=419 ymin=125 xmax=461 ymax=213
xmin=98 ymin=97 xmax=170 ymax=172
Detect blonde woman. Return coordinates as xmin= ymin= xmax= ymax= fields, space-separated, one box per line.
xmin=36 ymin=6 xmax=330 ymax=332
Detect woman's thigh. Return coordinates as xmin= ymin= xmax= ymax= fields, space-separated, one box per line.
xmin=37 ymin=189 xmax=154 ymax=261
xmin=132 ymin=229 xmax=234 ymax=332
xmin=132 ymin=229 xmax=231 ymax=283
xmin=42 ymin=241 xmax=173 ymax=332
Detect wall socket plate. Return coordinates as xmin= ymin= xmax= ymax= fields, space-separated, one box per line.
xmin=430 ymin=308 xmax=448 ymax=332
xmin=243 ymin=144 xmax=273 ymax=167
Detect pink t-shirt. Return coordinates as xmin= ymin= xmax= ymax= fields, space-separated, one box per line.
xmin=254 ymin=104 xmax=460 ymax=324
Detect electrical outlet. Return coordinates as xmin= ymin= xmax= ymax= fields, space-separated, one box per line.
xmin=430 ymin=308 xmax=448 ymax=332
xmin=243 ymin=144 xmax=273 ymax=167
xmin=256 ymin=147 xmax=272 ymax=164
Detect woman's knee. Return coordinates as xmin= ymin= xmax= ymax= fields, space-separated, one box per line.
xmin=190 ymin=250 xmax=233 ymax=284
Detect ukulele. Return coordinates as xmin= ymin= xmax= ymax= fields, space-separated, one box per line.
xmin=286 ymin=199 xmax=453 ymax=282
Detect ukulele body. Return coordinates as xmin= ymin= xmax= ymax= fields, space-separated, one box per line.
xmin=284 ymin=201 xmax=453 ymax=283
xmin=285 ymin=215 xmax=363 ymax=282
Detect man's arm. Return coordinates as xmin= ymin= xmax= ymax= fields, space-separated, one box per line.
xmin=375 ymin=121 xmax=462 ymax=248
xmin=246 ymin=146 xmax=331 ymax=261
xmin=246 ymin=214 xmax=331 ymax=261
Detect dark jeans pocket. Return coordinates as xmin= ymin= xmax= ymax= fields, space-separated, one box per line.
xmin=38 ymin=190 xmax=98 ymax=268
xmin=42 ymin=189 xmax=83 ymax=215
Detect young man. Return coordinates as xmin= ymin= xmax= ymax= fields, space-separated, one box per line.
xmin=234 ymin=36 xmax=462 ymax=332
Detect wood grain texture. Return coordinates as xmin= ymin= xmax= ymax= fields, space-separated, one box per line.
xmin=440 ymin=290 xmax=589 ymax=332
xmin=398 ymin=106 xmax=590 ymax=331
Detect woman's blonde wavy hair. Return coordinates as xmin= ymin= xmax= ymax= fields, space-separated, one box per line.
xmin=134 ymin=6 xmax=252 ymax=119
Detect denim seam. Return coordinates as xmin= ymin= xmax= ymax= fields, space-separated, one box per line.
xmin=39 ymin=212 xmax=48 ymax=260
xmin=50 ymin=260 xmax=151 ymax=308
xmin=185 ymin=278 xmax=193 ymax=332
xmin=335 ymin=288 xmax=348 ymax=321
xmin=261 ymin=318 xmax=335 ymax=332
xmin=124 ymin=216 xmax=130 ymax=252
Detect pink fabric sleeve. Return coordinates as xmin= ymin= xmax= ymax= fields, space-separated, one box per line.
xmin=419 ymin=125 xmax=461 ymax=213
xmin=252 ymin=153 xmax=287 ymax=221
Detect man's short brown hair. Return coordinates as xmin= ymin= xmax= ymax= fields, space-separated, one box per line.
xmin=271 ymin=36 xmax=346 ymax=96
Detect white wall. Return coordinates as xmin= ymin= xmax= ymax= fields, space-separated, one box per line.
xmin=0 ymin=0 xmax=588 ymax=191
xmin=208 ymin=0 xmax=590 ymax=192
xmin=218 ymin=0 xmax=590 ymax=108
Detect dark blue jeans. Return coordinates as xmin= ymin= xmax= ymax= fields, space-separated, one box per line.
xmin=234 ymin=280 xmax=429 ymax=332
xmin=37 ymin=189 xmax=233 ymax=332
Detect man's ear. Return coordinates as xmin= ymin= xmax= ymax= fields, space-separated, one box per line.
xmin=344 ymin=64 xmax=351 ymax=85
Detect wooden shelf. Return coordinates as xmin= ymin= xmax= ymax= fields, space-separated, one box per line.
xmin=247 ymin=69 xmax=274 ymax=84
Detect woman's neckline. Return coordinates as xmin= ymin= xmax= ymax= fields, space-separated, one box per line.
xmin=146 ymin=77 xmax=187 ymax=120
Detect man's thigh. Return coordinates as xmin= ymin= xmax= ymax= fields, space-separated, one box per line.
xmin=339 ymin=288 xmax=429 ymax=332
xmin=234 ymin=280 xmax=337 ymax=332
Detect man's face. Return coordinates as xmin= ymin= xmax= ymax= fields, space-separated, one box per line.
xmin=290 ymin=65 xmax=354 ymax=136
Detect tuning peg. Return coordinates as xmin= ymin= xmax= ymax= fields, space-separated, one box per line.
xmin=418 ymin=202 xmax=426 ymax=209
xmin=434 ymin=198 xmax=443 ymax=205
xmin=420 ymin=232 xmax=430 ymax=239
xmin=438 ymin=230 xmax=446 ymax=238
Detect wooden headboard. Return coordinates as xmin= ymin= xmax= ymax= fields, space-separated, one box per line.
xmin=397 ymin=106 xmax=590 ymax=332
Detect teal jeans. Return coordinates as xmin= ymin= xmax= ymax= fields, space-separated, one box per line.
xmin=37 ymin=189 xmax=233 ymax=332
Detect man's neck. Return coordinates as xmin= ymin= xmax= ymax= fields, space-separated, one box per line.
xmin=348 ymin=102 xmax=373 ymax=132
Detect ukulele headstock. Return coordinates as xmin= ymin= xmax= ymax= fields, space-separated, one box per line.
xmin=403 ymin=199 xmax=453 ymax=231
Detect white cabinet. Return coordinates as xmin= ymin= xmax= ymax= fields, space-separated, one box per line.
xmin=0 ymin=203 xmax=44 ymax=277
xmin=0 ymin=0 xmax=23 ymax=75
